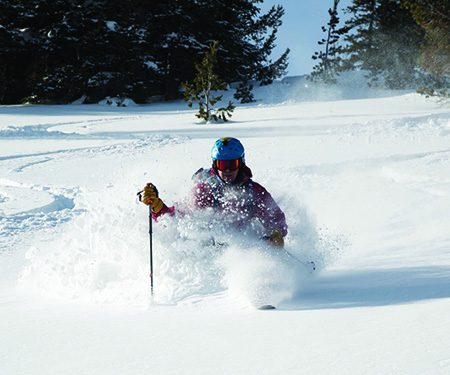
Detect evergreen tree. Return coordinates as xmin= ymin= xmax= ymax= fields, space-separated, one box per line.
xmin=182 ymin=41 xmax=235 ymax=123
xmin=0 ymin=0 xmax=42 ymax=103
xmin=32 ymin=0 xmax=110 ymax=103
xmin=342 ymin=0 xmax=424 ymax=89
xmin=0 ymin=0 xmax=289 ymax=104
xmin=33 ymin=0 xmax=160 ymax=103
xmin=309 ymin=0 xmax=348 ymax=84
xmin=258 ymin=47 xmax=290 ymax=85
xmin=399 ymin=0 xmax=450 ymax=96
xmin=251 ymin=4 xmax=290 ymax=85
xmin=152 ymin=0 xmax=290 ymax=98
xmin=234 ymin=80 xmax=255 ymax=104
xmin=374 ymin=0 xmax=425 ymax=89
xmin=343 ymin=0 xmax=377 ymax=75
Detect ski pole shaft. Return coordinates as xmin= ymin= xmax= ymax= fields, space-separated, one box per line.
xmin=148 ymin=202 xmax=154 ymax=296
xmin=137 ymin=190 xmax=154 ymax=297
xmin=263 ymin=235 xmax=315 ymax=271
xmin=281 ymin=248 xmax=316 ymax=271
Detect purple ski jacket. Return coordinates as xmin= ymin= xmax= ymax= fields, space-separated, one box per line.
xmin=152 ymin=166 xmax=287 ymax=237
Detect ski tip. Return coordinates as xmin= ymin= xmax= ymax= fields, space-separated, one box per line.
xmin=257 ymin=304 xmax=276 ymax=310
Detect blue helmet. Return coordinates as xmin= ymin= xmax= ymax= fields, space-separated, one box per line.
xmin=211 ymin=137 xmax=245 ymax=162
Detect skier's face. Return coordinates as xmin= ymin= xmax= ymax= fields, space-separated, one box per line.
xmin=218 ymin=168 xmax=239 ymax=183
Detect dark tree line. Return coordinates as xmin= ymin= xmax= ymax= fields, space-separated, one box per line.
xmin=0 ymin=0 xmax=289 ymax=104
xmin=311 ymin=0 xmax=450 ymax=93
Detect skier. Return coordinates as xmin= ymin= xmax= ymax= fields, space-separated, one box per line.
xmin=140 ymin=137 xmax=287 ymax=247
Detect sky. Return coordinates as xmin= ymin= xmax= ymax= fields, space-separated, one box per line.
xmin=260 ymin=0 xmax=352 ymax=76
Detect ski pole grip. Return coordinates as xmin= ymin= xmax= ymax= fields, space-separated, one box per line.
xmin=137 ymin=183 xmax=152 ymax=202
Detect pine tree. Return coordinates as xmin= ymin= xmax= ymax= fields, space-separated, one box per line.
xmin=0 ymin=0 xmax=290 ymax=104
xmin=182 ymin=41 xmax=235 ymax=123
xmin=234 ymin=81 xmax=255 ymax=104
xmin=153 ymin=0 xmax=290 ymax=98
xmin=0 ymin=0 xmax=44 ymax=103
xmin=376 ymin=0 xmax=425 ymax=89
xmin=399 ymin=0 xmax=450 ymax=96
xmin=342 ymin=0 xmax=424 ymax=89
xmin=31 ymin=0 xmax=109 ymax=103
xmin=309 ymin=0 xmax=348 ymax=84
xmin=252 ymin=4 xmax=290 ymax=85
xmin=0 ymin=0 xmax=159 ymax=103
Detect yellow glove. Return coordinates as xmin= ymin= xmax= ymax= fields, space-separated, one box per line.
xmin=141 ymin=183 xmax=164 ymax=213
xmin=266 ymin=227 xmax=284 ymax=247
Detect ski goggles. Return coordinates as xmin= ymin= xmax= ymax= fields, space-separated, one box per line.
xmin=214 ymin=158 xmax=241 ymax=171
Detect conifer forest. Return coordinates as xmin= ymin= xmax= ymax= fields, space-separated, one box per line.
xmin=0 ymin=0 xmax=449 ymax=105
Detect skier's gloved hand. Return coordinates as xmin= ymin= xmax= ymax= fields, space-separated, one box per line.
xmin=141 ymin=183 xmax=164 ymax=213
xmin=265 ymin=227 xmax=284 ymax=247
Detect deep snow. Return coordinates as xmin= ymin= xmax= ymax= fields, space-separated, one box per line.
xmin=1 ymin=78 xmax=450 ymax=374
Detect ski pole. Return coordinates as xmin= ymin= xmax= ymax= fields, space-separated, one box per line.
xmin=280 ymin=247 xmax=315 ymax=271
xmin=148 ymin=201 xmax=154 ymax=297
xmin=263 ymin=236 xmax=315 ymax=271
xmin=137 ymin=190 xmax=154 ymax=297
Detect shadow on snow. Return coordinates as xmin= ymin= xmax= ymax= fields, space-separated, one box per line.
xmin=282 ymin=265 xmax=450 ymax=310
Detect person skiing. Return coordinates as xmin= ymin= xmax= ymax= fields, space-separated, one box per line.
xmin=140 ymin=137 xmax=287 ymax=247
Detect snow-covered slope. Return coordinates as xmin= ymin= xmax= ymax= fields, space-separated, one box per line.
xmin=1 ymin=80 xmax=450 ymax=374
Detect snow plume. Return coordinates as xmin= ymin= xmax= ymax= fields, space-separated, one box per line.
xmin=260 ymin=166 xmax=348 ymax=274
xmin=18 ymin=186 xmax=151 ymax=308
xmin=281 ymin=190 xmax=348 ymax=273
xmin=13 ymin=130 xmax=343 ymax=310
xmin=16 ymin=135 xmax=187 ymax=308
xmin=154 ymin=208 xmax=315 ymax=308
xmin=257 ymin=72 xmax=410 ymax=105
xmin=219 ymin=245 xmax=309 ymax=308
xmin=18 ymin=188 xmax=317 ymax=308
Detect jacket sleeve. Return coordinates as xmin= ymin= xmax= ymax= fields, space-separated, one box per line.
xmin=151 ymin=182 xmax=214 ymax=221
xmin=151 ymin=203 xmax=175 ymax=221
xmin=252 ymin=183 xmax=288 ymax=237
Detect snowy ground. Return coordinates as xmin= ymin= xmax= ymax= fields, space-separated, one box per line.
xmin=1 ymin=78 xmax=450 ymax=374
